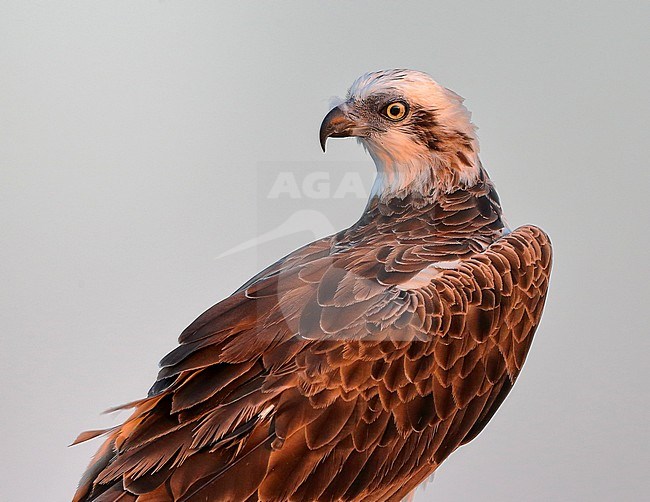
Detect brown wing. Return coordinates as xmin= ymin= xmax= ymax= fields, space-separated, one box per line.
xmin=73 ymin=225 xmax=551 ymax=502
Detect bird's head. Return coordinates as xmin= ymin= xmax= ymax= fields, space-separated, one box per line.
xmin=320 ymin=69 xmax=482 ymax=199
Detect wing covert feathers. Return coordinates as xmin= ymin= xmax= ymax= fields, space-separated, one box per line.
xmin=74 ymin=190 xmax=551 ymax=502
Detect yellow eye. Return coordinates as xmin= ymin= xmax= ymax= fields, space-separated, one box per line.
xmin=383 ymin=101 xmax=408 ymax=121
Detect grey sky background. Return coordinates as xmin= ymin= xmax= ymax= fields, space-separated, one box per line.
xmin=1 ymin=1 xmax=648 ymax=501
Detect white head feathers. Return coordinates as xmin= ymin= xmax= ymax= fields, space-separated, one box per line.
xmin=340 ymin=69 xmax=482 ymax=199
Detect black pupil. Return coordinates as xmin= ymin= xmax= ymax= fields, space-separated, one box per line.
xmin=389 ymin=105 xmax=402 ymax=116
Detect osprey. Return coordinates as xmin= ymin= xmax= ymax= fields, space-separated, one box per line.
xmin=74 ymin=69 xmax=552 ymax=501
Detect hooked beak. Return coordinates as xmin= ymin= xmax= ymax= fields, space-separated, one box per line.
xmin=319 ymin=106 xmax=363 ymax=152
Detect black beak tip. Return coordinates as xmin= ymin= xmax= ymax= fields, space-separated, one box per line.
xmin=319 ymin=115 xmax=332 ymax=153
xmin=320 ymin=135 xmax=327 ymax=153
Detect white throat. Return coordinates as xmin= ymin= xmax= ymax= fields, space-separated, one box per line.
xmin=363 ymin=135 xmax=482 ymax=201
